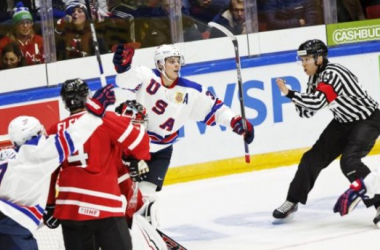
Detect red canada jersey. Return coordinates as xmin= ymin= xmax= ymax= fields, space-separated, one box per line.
xmin=46 ymin=111 xmax=150 ymax=221
xmin=0 ymin=35 xmax=44 ymax=65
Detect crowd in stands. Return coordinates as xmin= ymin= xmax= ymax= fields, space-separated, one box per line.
xmin=0 ymin=0 xmax=379 ymax=70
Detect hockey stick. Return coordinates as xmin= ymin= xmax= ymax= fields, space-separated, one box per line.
xmin=84 ymin=0 xmax=107 ymax=87
xmin=127 ymin=176 xmax=187 ymax=250
xmin=208 ymin=22 xmax=251 ymax=163
xmin=156 ymin=229 xmax=187 ymax=250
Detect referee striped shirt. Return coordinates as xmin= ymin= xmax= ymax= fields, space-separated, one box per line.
xmin=288 ymin=62 xmax=378 ymax=123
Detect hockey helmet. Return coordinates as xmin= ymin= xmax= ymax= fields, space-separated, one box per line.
xmin=297 ymin=39 xmax=328 ymax=57
xmin=60 ymin=78 xmax=89 ymax=112
xmin=115 ymin=100 xmax=148 ymax=128
xmin=154 ymin=44 xmax=185 ymax=71
xmin=8 ymin=116 xmax=44 ymax=147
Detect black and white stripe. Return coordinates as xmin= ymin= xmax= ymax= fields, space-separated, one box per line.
xmin=293 ymin=63 xmax=378 ymax=123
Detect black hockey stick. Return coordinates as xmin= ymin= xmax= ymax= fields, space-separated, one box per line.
xmin=156 ymin=229 xmax=187 ymax=250
xmin=208 ymin=21 xmax=251 ymax=163
xmin=84 ymin=0 xmax=107 ymax=87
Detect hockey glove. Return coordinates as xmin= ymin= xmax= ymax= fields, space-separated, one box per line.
xmin=43 ymin=205 xmax=61 ymax=229
xmin=231 ymin=116 xmax=254 ymax=144
xmin=334 ymin=178 xmax=367 ymax=216
xmin=122 ymin=154 xmax=149 ymax=182
xmin=86 ymin=84 xmax=116 ymax=117
xmin=112 ymin=44 xmax=135 ymax=73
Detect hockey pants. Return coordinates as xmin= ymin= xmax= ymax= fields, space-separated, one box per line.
xmin=287 ymin=109 xmax=380 ymax=207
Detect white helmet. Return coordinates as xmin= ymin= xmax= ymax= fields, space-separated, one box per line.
xmin=154 ymin=44 xmax=185 ymax=71
xmin=8 ymin=116 xmax=44 ymax=147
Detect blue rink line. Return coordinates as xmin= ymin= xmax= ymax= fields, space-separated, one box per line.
xmin=0 ymin=41 xmax=379 ymax=107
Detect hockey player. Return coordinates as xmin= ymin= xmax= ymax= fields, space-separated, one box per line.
xmin=112 ymin=43 xmax=255 ymax=226
xmin=43 ymin=78 xmax=151 ymax=250
xmin=273 ymin=39 xmax=380 ymax=225
xmin=334 ymin=168 xmax=380 ymax=227
xmin=0 ymin=84 xmax=116 ymax=250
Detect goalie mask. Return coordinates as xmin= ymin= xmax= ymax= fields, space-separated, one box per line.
xmin=8 ymin=116 xmax=45 ymax=147
xmin=61 ymin=78 xmax=89 ymax=112
xmin=115 ymin=100 xmax=148 ymax=128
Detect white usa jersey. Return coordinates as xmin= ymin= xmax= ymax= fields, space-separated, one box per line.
xmin=116 ymin=65 xmax=236 ymax=152
xmin=0 ymin=113 xmax=102 ymax=233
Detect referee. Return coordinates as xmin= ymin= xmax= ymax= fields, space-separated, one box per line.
xmin=273 ymin=39 xmax=380 ymax=225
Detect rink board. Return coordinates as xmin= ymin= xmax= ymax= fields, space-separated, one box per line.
xmin=0 ymin=31 xmax=379 ymax=186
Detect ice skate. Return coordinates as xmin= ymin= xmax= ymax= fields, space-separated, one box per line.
xmin=373 ymin=206 xmax=380 ymax=228
xmin=272 ymin=201 xmax=298 ymax=224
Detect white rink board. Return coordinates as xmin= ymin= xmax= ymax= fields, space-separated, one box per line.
xmin=1 ymin=51 xmax=379 ymax=168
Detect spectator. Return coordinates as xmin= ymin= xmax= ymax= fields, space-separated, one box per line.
xmin=209 ymin=0 xmax=245 ymax=38
xmin=337 ymin=0 xmax=365 ymax=22
xmin=55 ymin=1 xmax=107 ymax=60
xmin=188 ymin=0 xmax=229 ymax=32
xmin=0 ymin=1 xmax=13 ymax=23
xmin=264 ymin=0 xmax=323 ymax=31
xmin=0 ymin=2 xmax=44 ymax=65
xmin=135 ymin=0 xmax=202 ymax=48
xmin=361 ymin=0 xmax=380 ymax=19
xmin=4 ymin=1 xmax=41 ymax=21
xmin=96 ymin=1 xmax=138 ymax=50
xmin=0 ymin=42 xmax=26 ymax=69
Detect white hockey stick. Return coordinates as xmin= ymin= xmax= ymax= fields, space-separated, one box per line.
xmin=208 ymin=22 xmax=251 ymax=163
xmin=85 ymin=0 xmax=107 ymax=87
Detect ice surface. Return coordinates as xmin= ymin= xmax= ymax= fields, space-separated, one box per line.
xmin=159 ymin=154 xmax=380 ymax=250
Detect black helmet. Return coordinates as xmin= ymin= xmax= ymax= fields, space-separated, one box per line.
xmin=297 ymin=39 xmax=328 ymax=57
xmin=60 ymin=78 xmax=89 ymax=112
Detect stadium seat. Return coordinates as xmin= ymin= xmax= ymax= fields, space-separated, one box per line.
xmin=366 ymin=5 xmax=380 ymax=19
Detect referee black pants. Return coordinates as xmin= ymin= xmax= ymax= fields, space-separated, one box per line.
xmin=287 ymin=109 xmax=380 ymax=206
xmin=61 ymin=216 xmax=132 ymax=250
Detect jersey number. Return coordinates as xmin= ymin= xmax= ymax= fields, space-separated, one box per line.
xmin=67 ymin=145 xmax=89 ymax=168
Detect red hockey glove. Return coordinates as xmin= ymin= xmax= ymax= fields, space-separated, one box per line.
xmin=86 ymin=84 xmax=115 ymax=117
xmin=112 ymin=44 xmax=135 ymax=73
xmin=43 ymin=205 xmax=61 ymax=229
xmin=231 ymin=116 xmax=254 ymax=144
xmin=334 ymin=178 xmax=368 ymax=216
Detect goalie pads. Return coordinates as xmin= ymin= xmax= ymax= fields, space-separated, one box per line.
xmin=137 ymin=197 xmax=160 ymax=229
xmin=131 ymin=214 xmax=168 ymax=250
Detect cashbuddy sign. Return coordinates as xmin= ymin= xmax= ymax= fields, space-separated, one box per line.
xmin=327 ymin=19 xmax=380 ymax=45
